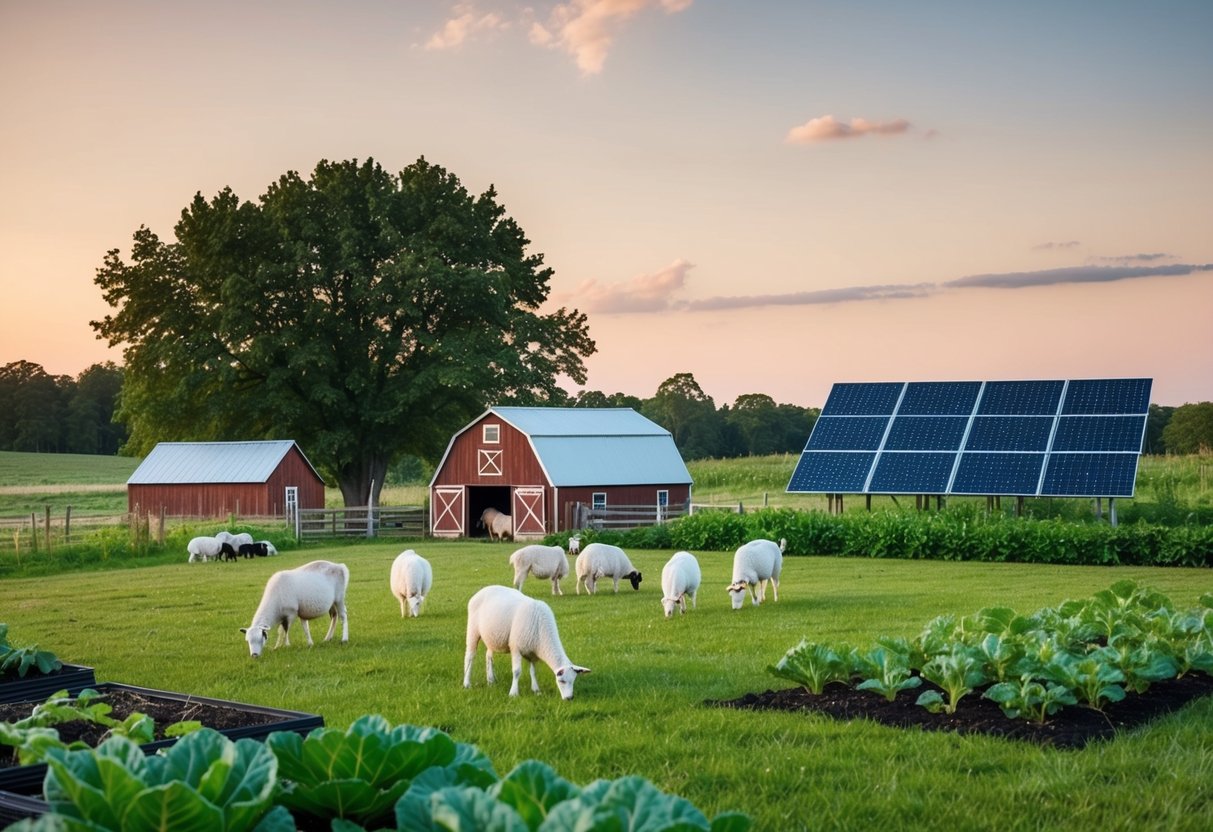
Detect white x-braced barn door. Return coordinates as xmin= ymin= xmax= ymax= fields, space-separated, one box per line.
xmin=431 ymin=486 xmax=465 ymax=537
xmin=512 ymin=487 xmax=546 ymax=538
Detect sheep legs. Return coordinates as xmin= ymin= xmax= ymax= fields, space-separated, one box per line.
xmin=322 ymin=603 xmax=349 ymax=643
xmin=509 ymin=653 xmax=540 ymax=696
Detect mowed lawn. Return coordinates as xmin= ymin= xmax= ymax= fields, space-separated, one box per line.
xmin=5 ymin=542 xmax=1213 ymax=831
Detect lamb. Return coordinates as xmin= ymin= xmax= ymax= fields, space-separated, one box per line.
xmin=257 ymin=540 xmax=279 ymax=555
xmin=239 ymin=542 xmax=269 ymax=558
xmin=509 ymin=544 xmax=569 ymax=596
xmin=567 ymin=534 xmax=582 ymax=556
xmin=463 ymin=585 xmax=590 ymax=699
xmin=240 ymin=560 xmax=349 ymax=658
xmin=727 ymin=538 xmax=785 ymax=610
xmin=187 ymin=536 xmax=236 ymax=563
xmin=480 ymin=508 xmax=512 ymax=542
xmin=575 ymin=542 xmax=642 ymax=594
xmin=390 ymin=549 xmax=433 ymax=617
xmin=660 ymin=551 xmax=701 ymax=618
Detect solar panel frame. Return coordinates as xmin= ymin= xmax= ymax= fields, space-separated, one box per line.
xmin=951 ymin=453 xmax=1047 ymax=496
xmin=806 ymin=416 xmax=891 ymax=451
xmin=1040 ymin=453 xmax=1140 ymax=498
xmin=820 ymin=382 xmax=904 ymax=416
xmin=868 ymin=452 xmax=957 ymax=494
xmin=1052 ymin=416 xmax=1148 ymax=453
xmin=883 ymin=416 xmax=970 ymax=451
xmin=898 ymin=381 xmax=982 ymax=415
xmin=788 ymin=451 xmax=877 ymax=492
xmin=964 ymin=416 xmax=1054 ymax=452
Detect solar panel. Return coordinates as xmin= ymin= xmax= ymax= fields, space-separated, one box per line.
xmin=1041 ymin=453 xmax=1140 ymax=498
xmin=884 ymin=416 xmax=969 ymax=451
xmin=965 ymin=416 xmax=1053 ymax=452
xmin=951 ymin=453 xmax=1046 ymax=495
xmin=788 ymin=452 xmax=876 ymax=492
xmin=787 ymin=378 xmax=1151 ymax=498
xmin=899 ymin=382 xmax=981 ymax=415
xmin=806 ymin=417 xmax=890 ymax=451
xmin=821 ymin=382 xmax=903 ymax=416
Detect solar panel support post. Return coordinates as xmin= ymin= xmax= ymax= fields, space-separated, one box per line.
xmin=865 ymin=494 xmax=872 ymax=512
xmin=1094 ymin=498 xmax=1103 ymax=522
xmin=1110 ymin=498 xmax=1118 ymax=527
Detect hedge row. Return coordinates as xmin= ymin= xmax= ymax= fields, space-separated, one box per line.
xmin=549 ymin=509 xmax=1213 ymax=568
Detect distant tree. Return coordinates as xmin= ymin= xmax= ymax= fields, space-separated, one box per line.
xmin=0 ymin=361 xmax=67 ymax=452
xmin=1144 ymin=404 xmax=1174 ymax=455
xmin=572 ymin=389 xmax=643 ymax=410
xmin=1161 ymin=402 xmax=1213 ymax=454
xmin=722 ymin=393 xmax=818 ymax=456
xmin=642 ymin=373 xmax=721 ymax=459
xmin=65 ymin=363 xmax=126 ymax=454
xmin=92 ymin=157 xmax=594 ymax=505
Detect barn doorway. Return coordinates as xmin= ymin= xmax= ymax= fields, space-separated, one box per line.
xmin=467 ymin=486 xmax=511 ymax=539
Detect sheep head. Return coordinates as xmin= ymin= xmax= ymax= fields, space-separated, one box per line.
xmin=727 ymin=581 xmax=748 ymax=610
xmin=554 ymin=664 xmax=591 ymax=700
xmin=241 ymin=625 xmax=271 ymax=658
xmin=626 ymin=571 xmax=643 ymax=591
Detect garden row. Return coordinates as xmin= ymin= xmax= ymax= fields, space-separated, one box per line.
xmin=767 ymin=580 xmax=1213 ymax=723
xmin=548 ymin=508 xmax=1213 ymax=567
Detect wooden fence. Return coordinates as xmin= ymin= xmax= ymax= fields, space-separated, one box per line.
xmin=570 ymin=502 xmax=690 ymax=532
xmin=296 ymin=506 xmax=428 ymax=540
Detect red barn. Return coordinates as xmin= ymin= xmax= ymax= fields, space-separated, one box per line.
xmin=429 ymin=407 xmax=693 ymax=539
xmin=126 ymin=440 xmax=325 ymax=518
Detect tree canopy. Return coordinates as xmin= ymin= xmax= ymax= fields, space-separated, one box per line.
xmin=0 ymin=361 xmax=125 ymax=454
xmin=1161 ymin=402 xmax=1213 ymax=454
xmin=92 ymin=157 xmax=594 ymax=505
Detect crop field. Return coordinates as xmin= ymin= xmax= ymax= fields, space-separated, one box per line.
xmin=5 ymin=541 xmax=1213 ymax=831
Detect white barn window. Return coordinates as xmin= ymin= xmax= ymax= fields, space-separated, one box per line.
xmin=483 ymin=424 xmax=500 ymax=443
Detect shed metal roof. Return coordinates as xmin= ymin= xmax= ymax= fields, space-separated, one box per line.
xmin=127 ymin=440 xmax=318 ymax=485
xmin=432 ymin=407 xmax=692 ymax=488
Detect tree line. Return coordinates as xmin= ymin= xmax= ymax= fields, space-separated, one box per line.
xmin=0 ymin=360 xmax=127 ymax=455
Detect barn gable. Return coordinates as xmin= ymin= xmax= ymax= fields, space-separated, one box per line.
xmin=127 ymin=440 xmax=325 ymax=518
xmin=430 ymin=407 xmax=692 ymax=539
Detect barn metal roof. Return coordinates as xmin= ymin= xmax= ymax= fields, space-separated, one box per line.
xmin=431 ymin=407 xmax=692 ymax=487
xmin=127 ymin=440 xmax=317 ymax=485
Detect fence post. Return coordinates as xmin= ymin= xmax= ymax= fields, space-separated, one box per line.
xmin=65 ymin=506 xmax=72 ymax=544
xmin=45 ymin=506 xmax=53 ymax=553
xmin=30 ymin=512 xmax=38 ymax=553
xmin=158 ymin=505 xmax=166 ymax=545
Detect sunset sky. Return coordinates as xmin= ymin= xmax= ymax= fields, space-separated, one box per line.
xmin=2 ymin=1 xmax=1210 ymax=410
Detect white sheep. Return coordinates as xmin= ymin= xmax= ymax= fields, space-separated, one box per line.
xmin=727 ymin=538 xmax=785 ymax=610
xmin=257 ymin=540 xmax=279 ymax=555
xmin=187 ymin=535 xmax=235 ymax=563
xmin=390 ymin=549 xmax=433 ymax=617
xmin=567 ymin=534 xmax=582 ymax=556
xmin=660 ymin=551 xmax=701 ymax=618
xmin=480 ymin=508 xmax=513 ymax=542
xmin=216 ymin=531 xmax=255 ymax=550
xmin=509 ymin=544 xmax=569 ymax=596
xmin=240 ymin=560 xmax=350 ymax=657
xmin=463 ymin=585 xmax=590 ymax=699
xmin=575 ymin=542 xmax=642 ymax=594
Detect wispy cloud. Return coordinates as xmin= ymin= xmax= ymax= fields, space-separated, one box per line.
xmin=566 ymin=258 xmax=695 ymax=313
xmin=574 ymin=261 xmax=1213 ymax=314
xmin=1032 ymin=240 xmax=1081 ymax=250
xmin=1089 ymin=252 xmax=1173 ymax=265
xmin=944 ymin=263 xmax=1211 ymax=290
xmin=531 ymin=0 xmax=694 ymax=75
xmin=425 ymin=4 xmax=509 ymax=50
xmin=785 ymin=115 xmax=915 ymax=144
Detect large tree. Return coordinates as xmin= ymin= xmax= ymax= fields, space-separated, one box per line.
xmin=1161 ymin=402 xmax=1213 ymax=455
xmin=93 ymin=157 xmax=594 ymax=505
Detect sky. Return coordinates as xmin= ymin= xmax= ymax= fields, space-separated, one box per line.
xmin=2 ymin=0 xmax=1211 ymax=410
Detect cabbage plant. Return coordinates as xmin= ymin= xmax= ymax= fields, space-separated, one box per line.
xmin=984 ymin=674 xmax=1077 ymax=724
xmin=767 ymin=640 xmax=852 ymax=695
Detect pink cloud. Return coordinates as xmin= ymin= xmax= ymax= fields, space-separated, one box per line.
xmin=532 ymin=0 xmax=694 ymax=75
xmin=785 ymin=115 xmax=914 ymax=144
xmin=426 ymin=4 xmax=508 ymax=50
xmin=562 ymin=258 xmax=694 ymax=313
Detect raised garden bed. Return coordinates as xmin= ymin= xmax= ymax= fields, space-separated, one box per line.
xmin=0 ymin=682 xmax=323 ymax=823
xmin=0 ymin=663 xmax=96 ymax=705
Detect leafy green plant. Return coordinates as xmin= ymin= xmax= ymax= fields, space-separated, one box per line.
xmin=984 ymin=674 xmax=1077 ymax=724
xmin=0 ymin=623 xmax=63 ymax=679
xmin=24 ymin=729 xmax=293 ymax=832
xmin=916 ymin=645 xmax=987 ymax=715
xmin=1042 ymin=653 xmax=1127 ymax=711
xmin=972 ymin=633 xmax=1028 ymax=683
xmin=267 ymin=714 xmax=493 ymax=828
xmin=852 ymin=646 xmax=922 ymax=702
xmin=767 ymin=640 xmax=852 ymax=695
xmin=1094 ymin=642 xmax=1179 ymax=695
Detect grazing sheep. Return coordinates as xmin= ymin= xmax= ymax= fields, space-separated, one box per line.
xmin=727 ymin=538 xmax=785 ymax=610
xmin=187 ymin=536 xmax=236 ymax=563
xmin=257 ymin=540 xmax=278 ymax=555
xmin=216 ymin=531 xmax=255 ymax=551
xmin=240 ymin=560 xmax=349 ymax=658
xmin=390 ymin=550 xmax=433 ymax=617
xmin=660 ymin=551 xmax=701 ymax=618
xmin=567 ymin=534 xmax=582 ymax=556
xmin=463 ymin=585 xmax=590 ymax=699
xmin=509 ymin=544 xmax=569 ymax=596
xmin=575 ymin=542 xmax=642 ymax=594
xmin=479 ymin=507 xmax=513 ymax=542
xmin=239 ymin=542 xmax=269 ymax=559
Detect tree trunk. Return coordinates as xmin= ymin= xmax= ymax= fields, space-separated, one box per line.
xmin=337 ymin=455 xmax=389 ymax=507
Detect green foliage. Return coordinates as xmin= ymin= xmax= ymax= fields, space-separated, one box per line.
xmin=1161 ymin=402 xmax=1213 ymax=454
xmin=767 ymin=640 xmax=852 ymax=695
xmin=1041 ymin=654 xmax=1127 ymax=711
xmin=984 ymin=675 xmax=1077 ymax=723
xmin=0 ymin=622 xmax=63 ymax=679
xmin=916 ymin=645 xmax=988 ymax=714
xmin=0 ymin=362 xmax=127 ymax=455
xmin=852 ymin=646 xmax=922 ymax=702
xmin=92 ymin=157 xmax=594 ymax=505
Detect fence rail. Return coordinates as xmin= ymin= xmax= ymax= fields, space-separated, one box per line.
xmin=572 ymin=502 xmax=689 ymax=532
xmin=296 ymin=506 xmax=428 ymax=540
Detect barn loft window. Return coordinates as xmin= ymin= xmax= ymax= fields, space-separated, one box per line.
xmin=592 ymin=492 xmax=607 ymax=510
xmin=479 ymin=449 xmax=503 ymax=476
xmin=483 ymin=424 xmax=500 ymax=443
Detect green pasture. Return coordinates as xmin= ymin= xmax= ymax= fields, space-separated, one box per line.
xmin=5 ymin=542 xmax=1213 ymax=831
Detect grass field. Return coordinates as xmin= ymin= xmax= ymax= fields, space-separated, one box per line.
xmin=5 ymin=542 xmax=1213 ymax=830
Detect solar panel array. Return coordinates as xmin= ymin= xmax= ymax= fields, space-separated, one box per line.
xmin=787 ymin=379 xmax=1151 ymax=498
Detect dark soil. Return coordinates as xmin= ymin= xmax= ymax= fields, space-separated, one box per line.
xmin=711 ymin=672 xmax=1213 ymax=748
xmin=0 ymin=688 xmax=284 ymax=768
